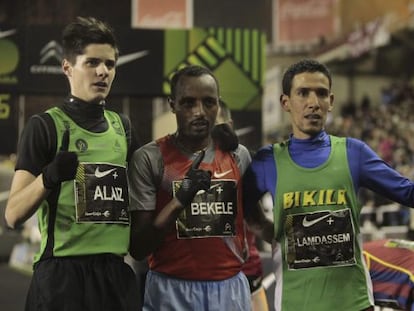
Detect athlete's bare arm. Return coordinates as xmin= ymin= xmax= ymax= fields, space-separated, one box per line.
xmin=5 ymin=170 xmax=49 ymax=229
xmin=245 ymin=199 xmax=274 ymax=244
xmin=129 ymin=197 xmax=185 ymax=260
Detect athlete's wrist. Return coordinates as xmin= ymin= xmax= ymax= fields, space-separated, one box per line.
xmin=173 ymin=197 xmax=185 ymax=211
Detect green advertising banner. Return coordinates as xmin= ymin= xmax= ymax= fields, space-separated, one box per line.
xmin=163 ymin=28 xmax=265 ymax=111
xmin=0 ymin=25 xmax=265 ymax=108
xmin=0 ymin=27 xmax=20 ymax=92
xmin=0 ymin=93 xmax=18 ymax=154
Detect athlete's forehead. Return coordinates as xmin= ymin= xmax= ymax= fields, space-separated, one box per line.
xmin=175 ymin=74 xmax=219 ymax=99
xmin=291 ymin=72 xmax=330 ymax=90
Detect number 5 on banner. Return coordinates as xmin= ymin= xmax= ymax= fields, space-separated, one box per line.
xmin=0 ymin=94 xmax=10 ymax=119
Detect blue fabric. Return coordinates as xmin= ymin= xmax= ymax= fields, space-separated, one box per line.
xmin=143 ymin=270 xmax=251 ymax=311
xmin=243 ymin=130 xmax=414 ymax=216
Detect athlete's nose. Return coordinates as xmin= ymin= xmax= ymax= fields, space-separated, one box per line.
xmin=193 ymin=100 xmax=206 ymax=116
xmin=96 ymin=63 xmax=109 ymax=77
xmin=307 ymin=91 xmax=320 ymax=109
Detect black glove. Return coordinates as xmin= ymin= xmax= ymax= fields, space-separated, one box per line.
xmin=211 ymin=123 xmax=239 ymax=152
xmin=175 ymin=150 xmax=211 ymax=207
xmin=42 ymin=129 xmax=79 ymax=189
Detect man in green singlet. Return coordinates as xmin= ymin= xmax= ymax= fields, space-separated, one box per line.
xmin=5 ymin=16 xmax=139 ymax=311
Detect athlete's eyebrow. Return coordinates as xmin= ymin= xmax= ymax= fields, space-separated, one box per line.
xmin=296 ymin=87 xmax=329 ymax=96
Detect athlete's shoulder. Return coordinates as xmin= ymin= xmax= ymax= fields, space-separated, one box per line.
xmin=252 ymin=144 xmax=274 ymax=161
xmin=233 ymin=144 xmax=252 ymax=174
xmin=344 ymin=136 xmax=373 ymax=153
xmin=27 ymin=112 xmax=57 ymax=149
xmin=129 ymin=140 xmax=162 ymax=180
xmin=234 ymin=143 xmax=251 ymax=157
xmin=345 ymin=136 xmax=366 ymax=146
xmin=329 ymin=135 xmax=368 ymax=150
xmin=132 ymin=140 xmax=159 ymax=159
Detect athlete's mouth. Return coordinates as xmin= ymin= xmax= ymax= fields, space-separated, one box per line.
xmin=93 ymin=82 xmax=108 ymax=88
xmin=191 ymin=120 xmax=209 ymax=128
xmin=305 ymin=114 xmax=321 ymax=120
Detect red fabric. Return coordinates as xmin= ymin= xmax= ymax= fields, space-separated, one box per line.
xmin=241 ymin=228 xmax=263 ymax=277
xmin=148 ymin=135 xmax=245 ymax=280
xmin=363 ymin=239 xmax=414 ymax=310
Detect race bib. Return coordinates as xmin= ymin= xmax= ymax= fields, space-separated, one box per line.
xmin=74 ymin=162 xmax=129 ymax=224
xmin=173 ymin=179 xmax=237 ymax=239
xmin=285 ymin=208 xmax=356 ymax=269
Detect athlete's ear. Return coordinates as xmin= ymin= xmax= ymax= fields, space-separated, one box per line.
xmin=280 ymin=94 xmax=290 ymax=112
xmin=62 ymin=59 xmax=72 ymax=77
xmin=328 ymin=93 xmax=334 ymax=112
xmin=168 ymin=97 xmax=176 ymax=113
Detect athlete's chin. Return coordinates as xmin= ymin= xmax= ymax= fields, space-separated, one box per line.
xmin=89 ymin=94 xmax=108 ymax=103
xmin=190 ymin=130 xmax=209 ymax=140
xmin=191 ymin=125 xmax=209 ymax=135
xmin=96 ymin=91 xmax=109 ymax=99
xmin=304 ymin=125 xmax=323 ymax=135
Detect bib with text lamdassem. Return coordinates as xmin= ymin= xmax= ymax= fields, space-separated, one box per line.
xmin=285 ymin=208 xmax=355 ymax=269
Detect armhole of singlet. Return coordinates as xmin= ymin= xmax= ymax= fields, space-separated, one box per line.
xmin=118 ymin=113 xmax=131 ymax=149
xmin=32 ymin=112 xmax=57 ymax=159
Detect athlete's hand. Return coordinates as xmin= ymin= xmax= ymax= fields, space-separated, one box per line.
xmin=42 ymin=128 xmax=79 ymax=189
xmin=211 ymin=123 xmax=239 ymax=152
xmin=175 ymin=150 xmax=211 ymax=207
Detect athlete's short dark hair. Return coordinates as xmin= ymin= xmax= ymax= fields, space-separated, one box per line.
xmin=282 ymin=59 xmax=332 ymax=95
xmin=169 ymin=65 xmax=219 ymax=100
xmin=62 ymin=16 xmax=119 ymax=64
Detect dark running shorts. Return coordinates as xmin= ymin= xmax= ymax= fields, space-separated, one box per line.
xmin=25 ymin=254 xmax=139 ymax=311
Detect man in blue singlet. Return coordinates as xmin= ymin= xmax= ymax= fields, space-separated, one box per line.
xmin=243 ymin=59 xmax=414 ymax=311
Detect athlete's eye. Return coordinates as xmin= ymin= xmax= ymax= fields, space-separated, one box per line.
xmin=105 ymin=60 xmax=116 ymax=70
xmin=316 ymin=89 xmax=329 ymax=98
xmin=297 ymin=89 xmax=309 ymax=97
xmin=202 ymin=98 xmax=218 ymax=109
xmin=86 ymin=59 xmax=100 ymax=67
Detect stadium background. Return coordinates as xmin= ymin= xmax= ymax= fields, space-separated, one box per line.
xmin=2 ymin=1 xmax=414 ymax=310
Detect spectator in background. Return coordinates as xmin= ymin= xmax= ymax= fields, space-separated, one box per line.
xmin=243 ymin=59 xmax=414 ymax=311
xmin=128 ymin=65 xmax=252 ymax=310
xmin=5 ymin=16 xmax=140 ymax=311
xmin=214 ymin=99 xmax=269 ymax=311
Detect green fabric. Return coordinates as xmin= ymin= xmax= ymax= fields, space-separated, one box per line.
xmin=272 ymin=135 xmax=372 ymax=311
xmin=34 ymin=107 xmax=130 ymax=263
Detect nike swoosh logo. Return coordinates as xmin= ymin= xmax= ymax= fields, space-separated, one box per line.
xmin=196 ymin=183 xmax=223 ymax=195
xmin=0 ymin=29 xmax=16 ymax=39
xmin=213 ymin=169 xmax=232 ymax=178
xmin=95 ymin=167 xmax=117 ymax=178
xmin=302 ymin=214 xmax=331 ymax=227
xmin=117 ymin=50 xmax=149 ymax=66
xmin=235 ymin=126 xmax=254 ymax=136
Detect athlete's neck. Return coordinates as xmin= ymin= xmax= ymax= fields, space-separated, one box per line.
xmin=174 ymin=132 xmax=210 ymax=155
xmin=61 ymin=95 xmax=108 ymax=132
